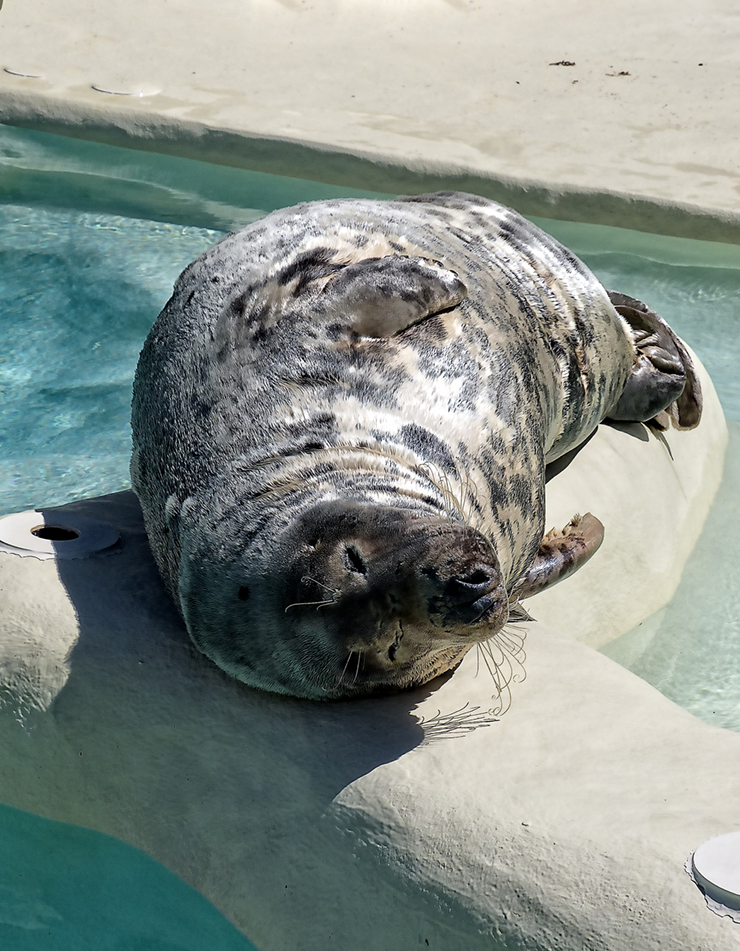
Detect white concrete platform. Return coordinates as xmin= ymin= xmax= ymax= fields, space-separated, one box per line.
xmin=1 ymin=1 xmax=740 ymax=241
xmin=0 ymin=359 xmax=735 ymax=950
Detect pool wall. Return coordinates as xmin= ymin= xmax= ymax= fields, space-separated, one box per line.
xmin=1 ymin=0 xmax=740 ymax=244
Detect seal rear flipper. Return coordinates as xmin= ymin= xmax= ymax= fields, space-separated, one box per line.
xmin=510 ymin=513 xmax=604 ymax=601
xmin=607 ymin=291 xmax=703 ymax=430
xmin=320 ymin=256 xmax=467 ymax=338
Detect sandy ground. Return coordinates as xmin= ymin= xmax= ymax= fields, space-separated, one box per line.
xmin=0 ymin=0 xmax=739 ymax=241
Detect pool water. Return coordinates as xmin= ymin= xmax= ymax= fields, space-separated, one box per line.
xmin=0 ymin=801 xmax=257 ymax=950
xmin=1 ymin=122 xmax=740 ymax=945
xmin=0 ymin=207 xmax=220 ymax=511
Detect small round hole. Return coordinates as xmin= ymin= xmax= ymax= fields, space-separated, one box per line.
xmin=30 ymin=524 xmax=80 ymax=542
xmin=238 ymin=585 xmax=250 ymax=601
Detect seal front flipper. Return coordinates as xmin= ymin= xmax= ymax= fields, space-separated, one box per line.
xmin=510 ymin=513 xmax=605 ymax=601
xmin=320 ymin=256 xmax=467 ymax=338
xmin=607 ymin=291 xmax=703 ymax=430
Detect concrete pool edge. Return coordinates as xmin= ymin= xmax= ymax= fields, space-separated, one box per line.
xmin=3 ymin=89 xmax=740 ymax=247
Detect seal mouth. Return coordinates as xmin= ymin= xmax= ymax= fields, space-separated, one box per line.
xmin=335 ymin=640 xmax=470 ymax=696
xmin=467 ymin=591 xmax=508 ymax=625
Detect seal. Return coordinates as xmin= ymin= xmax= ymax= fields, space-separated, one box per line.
xmin=131 ymin=191 xmax=702 ymax=700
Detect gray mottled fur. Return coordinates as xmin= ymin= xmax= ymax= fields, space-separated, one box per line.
xmin=131 ymin=192 xmax=689 ymax=699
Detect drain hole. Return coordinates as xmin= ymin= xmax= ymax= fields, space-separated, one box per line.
xmin=31 ymin=524 xmax=80 ymax=542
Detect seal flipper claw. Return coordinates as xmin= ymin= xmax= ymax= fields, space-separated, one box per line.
xmin=511 ymin=513 xmax=605 ymax=601
xmin=321 ymin=255 xmax=467 ymax=338
xmin=607 ymin=291 xmax=702 ymax=429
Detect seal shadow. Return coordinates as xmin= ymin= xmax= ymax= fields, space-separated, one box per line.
xmin=602 ymin=418 xmax=678 ymax=462
xmin=545 ymin=419 xmax=670 ymax=484
xmin=544 ymin=427 xmax=599 ymax=482
xmin=48 ymin=491 xmax=466 ymax=831
xmin=600 ymin=419 xmax=650 ymax=442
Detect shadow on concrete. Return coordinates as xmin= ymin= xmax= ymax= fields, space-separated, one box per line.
xmin=601 ymin=419 xmax=650 ymax=442
xmin=544 ymin=426 xmax=599 ymax=482
xmin=50 ymin=491 xmax=436 ymax=803
xmin=38 ymin=490 xmax=502 ymax=946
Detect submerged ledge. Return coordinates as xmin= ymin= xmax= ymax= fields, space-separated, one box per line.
xmin=2 ymin=93 xmax=740 ymax=246
xmin=1 ymin=0 xmax=740 ymax=245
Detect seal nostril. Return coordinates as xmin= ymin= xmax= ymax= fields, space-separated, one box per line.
xmin=448 ymin=567 xmax=499 ymax=597
xmin=345 ymin=545 xmax=367 ymax=574
xmin=238 ymin=585 xmax=250 ymax=601
xmin=387 ymin=627 xmax=403 ymax=662
xmin=459 ymin=568 xmax=491 ymax=587
xmin=437 ymin=565 xmax=505 ymax=625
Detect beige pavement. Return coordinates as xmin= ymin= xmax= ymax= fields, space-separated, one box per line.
xmin=1 ymin=0 xmax=739 ymax=240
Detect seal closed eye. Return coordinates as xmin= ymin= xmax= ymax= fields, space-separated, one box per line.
xmin=319 ymin=255 xmax=467 ymax=338
xmin=131 ymin=191 xmax=701 ymax=700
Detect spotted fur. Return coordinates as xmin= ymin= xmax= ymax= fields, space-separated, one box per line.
xmin=131 ymin=192 xmax=688 ymax=699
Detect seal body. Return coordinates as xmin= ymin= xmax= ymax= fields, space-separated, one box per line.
xmin=131 ymin=192 xmax=698 ymax=699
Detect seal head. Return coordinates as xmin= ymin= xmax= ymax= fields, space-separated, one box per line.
xmin=179 ymin=499 xmax=508 ymax=699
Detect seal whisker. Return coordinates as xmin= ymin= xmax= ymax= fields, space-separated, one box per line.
xmin=301 ymin=575 xmax=337 ymax=594
xmin=497 ymin=625 xmax=528 ymax=665
xmin=457 ymin=464 xmax=484 ymax=533
xmin=475 ymin=619 xmax=528 ymax=714
xmin=496 ymin=625 xmax=528 ymax=679
xmin=285 ymin=575 xmax=342 ymax=611
xmin=484 ymin=652 xmax=514 ymax=718
xmin=352 ymin=649 xmax=363 ymax=686
xmin=476 ymin=641 xmax=508 ymax=713
xmin=284 ymin=598 xmax=336 ymax=612
xmin=416 ymin=461 xmax=474 ymax=525
xmin=339 ymin=650 xmax=355 ymax=685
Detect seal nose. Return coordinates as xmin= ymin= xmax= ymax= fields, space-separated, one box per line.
xmin=437 ymin=565 xmax=507 ymax=627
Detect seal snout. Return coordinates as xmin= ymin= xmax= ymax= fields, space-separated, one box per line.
xmin=264 ymin=502 xmax=513 ymax=696
xmin=441 ymin=565 xmax=506 ymax=626
xmin=428 ymin=560 xmax=508 ymax=632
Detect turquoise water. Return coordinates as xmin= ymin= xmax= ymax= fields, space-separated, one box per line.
xmin=0 ymin=207 xmax=221 ymax=511
xmin=0 ymin=802 xmax=257 ymax=950
xmin=1 ymin=123 xmax=740 ymax=944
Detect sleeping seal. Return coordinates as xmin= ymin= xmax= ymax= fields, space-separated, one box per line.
xmin=130 ymin=192 xmax=701 ymax=700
